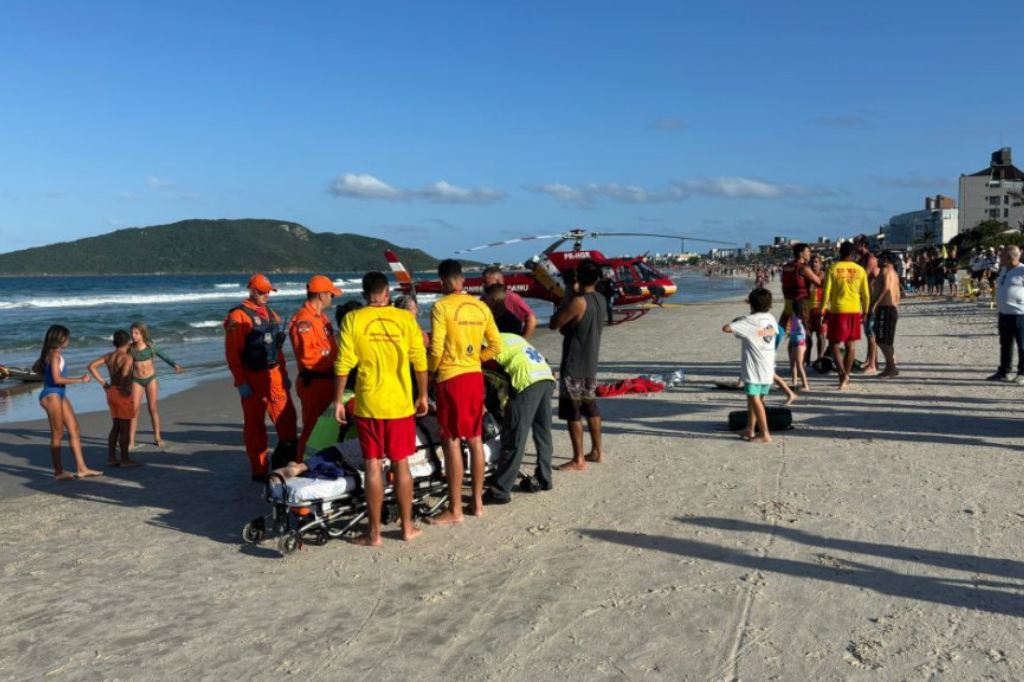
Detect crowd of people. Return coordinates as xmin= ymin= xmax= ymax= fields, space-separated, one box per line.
xmin=221 ymin=259 xmax=606 ymax=546
xmin=31 ymin=240 xmax=1023 ymax=538
xmin=32 ymin=320 xmax=187 ymax=480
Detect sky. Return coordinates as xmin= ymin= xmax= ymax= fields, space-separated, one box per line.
xmin=2 ymin=1 xmax=1021 ymax=263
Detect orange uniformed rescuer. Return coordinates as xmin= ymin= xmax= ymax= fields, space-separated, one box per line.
xmin=428 ymin=258 xmax=503 ymax=524
xmin=289 ymin=275 xmax=341 ymax=460
xmin=224 ymin=274 xmax=298 ymax=481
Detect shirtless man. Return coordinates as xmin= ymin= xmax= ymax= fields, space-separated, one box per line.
xmin=871 ymin=252 xmax=902 ymax=378
xmin=88 ymin=330 xmax=140 ymax=467
xmin=854 ymin=235 xmax=881 ymax=375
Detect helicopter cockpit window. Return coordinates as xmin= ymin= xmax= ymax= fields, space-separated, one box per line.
xmin=634 ymin=262 xmax=664 ymax=282
xmin=616 ymin=265 xmax=637 ymax=284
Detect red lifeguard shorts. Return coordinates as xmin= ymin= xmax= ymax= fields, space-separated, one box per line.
xmin=354 ymin=415 xmax=416 ymax=462
xmin=435 ymin=372 xmax=484 ymax=440
xmin=827 ymin=312 xmax=862 ymax=345
xmin=106 ymin=387 xmax=136 ymax=420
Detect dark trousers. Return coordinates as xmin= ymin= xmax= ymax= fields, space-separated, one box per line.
xmin=998 ymin=313 xmax=1024 ymax=376
xmin=491 ymin=381 xmax=554 ymax=500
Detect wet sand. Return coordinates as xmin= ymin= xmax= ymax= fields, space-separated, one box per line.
xmin=2 ymin=292 xmax=1023 ymax=681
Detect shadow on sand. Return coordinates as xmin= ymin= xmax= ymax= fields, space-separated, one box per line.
xmin=579 ymin=516 xmax=1024 ymax=618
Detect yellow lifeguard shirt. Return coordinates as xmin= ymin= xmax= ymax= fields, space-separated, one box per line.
xmin=822 ymin=261 xmax=870 ymax=314
xmin=334 ymin=305 xmax=427 ymax=420
xmin=428 ymin=293 xmax=503 ymax=383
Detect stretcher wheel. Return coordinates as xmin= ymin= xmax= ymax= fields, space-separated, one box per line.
xmin=278 ymin=531 xmax=302 ymax=556
xmin=242 ymin=518 xmax=266 ymax=544
xmin=313 ymin=529 xmax=329 ymax=546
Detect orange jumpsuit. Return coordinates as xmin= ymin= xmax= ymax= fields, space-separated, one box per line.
xmin=224 ymin=300 xmax=298 ymax=476
xmin=288 ymin=301 xmax=338 ymax=460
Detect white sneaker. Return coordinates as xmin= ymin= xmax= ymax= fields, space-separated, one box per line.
xmin=1014 ymin=375 xmax=1024 ymax=385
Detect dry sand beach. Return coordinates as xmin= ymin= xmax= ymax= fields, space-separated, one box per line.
xmin=2 ymin=290 xmax=1023 ymax=682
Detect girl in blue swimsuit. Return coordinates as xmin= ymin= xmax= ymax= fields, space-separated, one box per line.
xmin=34 ymin=325 xmax=102 ymax=480
xmin=129 ymin=321 xmax=186 ymax=449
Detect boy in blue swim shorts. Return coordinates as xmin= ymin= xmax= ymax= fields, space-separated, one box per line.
xmin=723 ymin=288 xmax=779 ymax=443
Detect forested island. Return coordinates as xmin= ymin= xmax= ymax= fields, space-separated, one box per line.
xmin=0 ymin=219 xmax=440 ymax=275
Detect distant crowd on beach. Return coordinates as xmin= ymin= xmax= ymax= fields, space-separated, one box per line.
xmin=724 ymin=238 xmax=1024 ymax=443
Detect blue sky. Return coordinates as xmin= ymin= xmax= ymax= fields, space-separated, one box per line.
xmin=1 ymin=1 xmax=1020 ymax=262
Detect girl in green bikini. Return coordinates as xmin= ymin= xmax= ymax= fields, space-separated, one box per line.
xmin=129 ymin=321 xmax=186 ymax=449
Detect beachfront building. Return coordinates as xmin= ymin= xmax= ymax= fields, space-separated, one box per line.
xmin=958 ymin=147 xmax=1024 ymax=233
xmin=885 ymin=195 xmax=958 ymax=248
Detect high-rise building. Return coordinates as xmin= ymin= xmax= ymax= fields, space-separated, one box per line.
xmin=958 ymin=148 xmax=1024 ymax=233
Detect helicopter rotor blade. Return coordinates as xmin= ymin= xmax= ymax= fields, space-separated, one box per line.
xmin=590 ymin=232 xmax=736 ymax=246
xmin=453 ymin=234 xmax=571 ymax=254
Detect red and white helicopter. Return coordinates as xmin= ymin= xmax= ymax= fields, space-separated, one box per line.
xmin=385 ymin=229 xmax=733 ymax=324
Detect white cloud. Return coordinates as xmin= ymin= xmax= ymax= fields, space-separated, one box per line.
xmin=146 ymin=176 xmax=175 ymax=189
xmin=671 ymin=177 xmax=828 ymax=199
xmin=526 ymin=177 xmax=827 ymax=205
xmin=328 ymin=173 xmax=506 ymax=205
xmin=421 ymin=180 xmax=505 ymax=205
xmin=328 ymin=173 xmax=404 ymax=200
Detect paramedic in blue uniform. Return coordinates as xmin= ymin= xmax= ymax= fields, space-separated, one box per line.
xmin=483 ymin=333 xmax=556 ymax=504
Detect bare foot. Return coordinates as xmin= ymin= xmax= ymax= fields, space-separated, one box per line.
xmin=739 ymin=431 xmax=754 ymax=441
xmin=837 ymin=381 xmax=850 ymax=390
xmin=428 ymin=509 xmax=465 ymax=526
xmin=467 ymin=503 xmax=485 ymax=517
xmin=401 ymin=526 xmax=423 ymax=542
xmin=748 ymin=434 xmax=772 ymax=444
xmin=155 ymin=439 xmax=165 ymax=449
xmin=783 ymin=393 xmax=797 ymax=407
xmin=800 ymin=384 xmax=811 ymax=392
xmin=558 ymin=460 xmax=588 ymax=472
xmin=353 ymin=534 xmax=382 ymax=547
xmin=120 ymin=459 xmax=141 ymax=468
xmin=76 ymin=469 xmax=103 ymax=478
xmin=584 ymin=451 xmax=604 ymax=463
xmin=55 ymin=472 xmax=76 ymax=481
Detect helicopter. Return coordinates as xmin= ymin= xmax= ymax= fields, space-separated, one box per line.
xmin=384 ymin=229 xmax=734 ymax=324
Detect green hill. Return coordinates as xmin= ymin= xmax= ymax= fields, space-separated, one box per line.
xmin=0 ymin=219 xmax=441 ymax=275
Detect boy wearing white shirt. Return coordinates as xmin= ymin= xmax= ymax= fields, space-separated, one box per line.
xmin=723 ymin=288 xmax=779 ymax=443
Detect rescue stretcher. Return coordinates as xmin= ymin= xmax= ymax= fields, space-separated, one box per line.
xmin=242 ymin=414 xmax=502 ymax=556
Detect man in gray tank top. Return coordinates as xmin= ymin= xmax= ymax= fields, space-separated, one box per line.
xmin=550 ymin=258 xmax=606 ymax=471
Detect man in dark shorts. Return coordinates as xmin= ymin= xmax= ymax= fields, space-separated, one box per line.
xmin=854 ymin=235 xmax=880 ymax=374
xmin=821 ymin=242 xmax=870 ymax=389
xmin=871 ymin=252 xmax=901 ymax=378
xmin=550 ymin=259 xmax=606 ymax=470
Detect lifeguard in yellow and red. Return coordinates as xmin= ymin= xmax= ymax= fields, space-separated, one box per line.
xmin=289 ymin=275 xmax=341 ymax=460
xmin=224 ymin=274 xmax=298 ymax=481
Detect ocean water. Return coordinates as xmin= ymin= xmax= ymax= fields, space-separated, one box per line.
xmin=0 ymin=271 xmax=750 ymax=423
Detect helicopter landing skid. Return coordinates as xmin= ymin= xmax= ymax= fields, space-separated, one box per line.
xmin=609 ymin=307 xmax=651 ymax=325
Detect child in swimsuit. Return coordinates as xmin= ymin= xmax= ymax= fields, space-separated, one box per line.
xmin=789 ymin=299 xmax=811 ymax=392
xmin=129 ymin=321 xmax=186 ymax=449
xmin=88 ymin=329 xmax=140 ymax=468
xmin=34 ymin=325 xmax=103 ymax=481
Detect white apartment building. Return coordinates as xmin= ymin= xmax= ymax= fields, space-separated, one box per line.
xmin=958 ymin=148 xmax=1024 ymax=233
xmin=886 ymin=195 xmax=958 ymax=247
